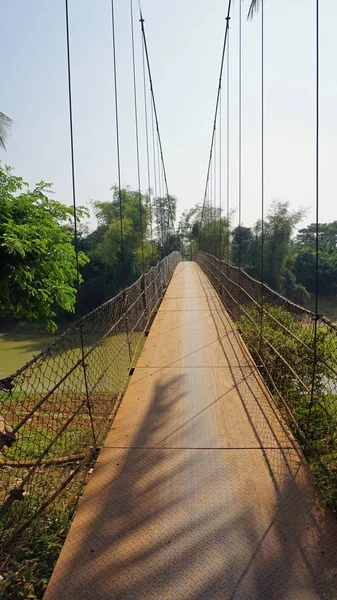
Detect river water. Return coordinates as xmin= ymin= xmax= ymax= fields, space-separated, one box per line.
xmin=0 ymin=332 xmax=55 ymax=378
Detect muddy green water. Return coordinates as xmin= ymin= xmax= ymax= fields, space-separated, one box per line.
xmin=0 ymin=332 xmax=55 ymax=378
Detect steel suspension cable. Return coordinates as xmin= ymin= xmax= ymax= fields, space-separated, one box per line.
xmin=139 ymin=11 xmax=175 ymax=232
xmin=64 ymin=0 xmax=96 ymax=445
xmin=130 ymin=0 xmax=144 ymax=272
xmin=200 ymin=0 xmax=232 ymax=231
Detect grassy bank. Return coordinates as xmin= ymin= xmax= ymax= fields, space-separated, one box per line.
xmin=0 ymin=472 xmax=89 ymax=600
xmin=238 ymin=303 xmax=337 ymax=511
xmin=0 ymin=331 xmax=146 ymax=599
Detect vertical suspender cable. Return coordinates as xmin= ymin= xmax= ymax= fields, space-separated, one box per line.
xmin=110 ymin=0 xmax=132 ymax=362
xmin=141 ymin=31 xmax=154 ymax=261
xmin=226 ymin=25 xmax=230 ymax=273
xmin=157 ymin=132 xmax=164 ymax=249
xmin=151 ymin=99 xmax=158 ymax=203
xmin=314 ymin=0 xmax=319 ymax=344
xmin=207 ymin=156 xmax=213 ymax=252
xmin=214 ymin=126 xmax=217 ymax=256
xmin=157 ymin=136 xmax=163 ymax=217
xmin=110 ymin=0 xmax=124 ymax=278
xmin=65 ymin=0 xmax=81 ymax=305
xmin=238 ymin=0 xmax=242 ymax=314
xmin=219 ymin=89 xmax=223 ymax=260
xmin=130 ymin=0 xmax=145 ymax=273
xmin=156 ymin=126 xmax=161 ymax=198
xmin=306 ymin=0 xmax=319 ymax=439
xmin=259 ymin=0 xmax=265 ymax=352
xmin=208 ymin=166 xmax=211 ymax=252
xmin=64 ymin=0 xmax=96 ymax=445
xmin=150 ymin=97 xmax=158 ymax=248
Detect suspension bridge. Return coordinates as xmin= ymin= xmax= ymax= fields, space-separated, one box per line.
xmin=1 ymin=1 xmax=337 ymax=599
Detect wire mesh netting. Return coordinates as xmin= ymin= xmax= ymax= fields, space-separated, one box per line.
xmin=194 ymin=252 xmax=337 ymax=505
xmin=0 ymin=251 xmax=181 ymax=550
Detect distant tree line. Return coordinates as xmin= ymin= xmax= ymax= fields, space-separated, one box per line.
xmin=179 ymin=200 xmax=337 ymax=306
xmin=78 ymin=186 xmax=180 ymax=314
xmin=1 ymin=160 xmax=336 ymax=331
xmin=0 ymin=163 xmax=180 ymax=330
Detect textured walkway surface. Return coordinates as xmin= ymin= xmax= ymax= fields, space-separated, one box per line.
xmin=44 ymin=262 xmax=337 ymax=600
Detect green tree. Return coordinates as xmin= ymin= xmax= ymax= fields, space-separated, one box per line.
xmin=230 ymin=201 xmax=308 ymax=303
xmin=263 ymin=201 xmax=304 ymax=290
xmin=182 ymin=203 xmax=230 ymax=259
xmin=162 ymin=233 xmax=181 ymax=256
xmin=0 ymin=112 xmax=12 ymax=150
xmin=153 ymin=195 xmax=177 ymax=255
xmin=0 ymin=164 xmax=89 ymax=331
xmin=93 ymin=186 xmax=154 ymax=274
xmin=177 ymin=207 xmax=197 ymax=258
xmin=296 ymin=222 xmax=337 ymax=253
xmin=293 ymin=222 xmax=337 ymax=295
xmin=78 ymin=186 xmax=157 ymax=311
xmin=231 ymin=226 xmax=255 ymax=270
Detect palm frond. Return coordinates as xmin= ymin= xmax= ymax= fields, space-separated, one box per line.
xmin=247 ymin=0 xmax=261 ymax=20
xmin=0 ymin=112 xmax=12 ymax=150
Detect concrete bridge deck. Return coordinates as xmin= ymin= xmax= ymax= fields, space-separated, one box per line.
xmin=44 ymin=261 xmax=337 ymax=600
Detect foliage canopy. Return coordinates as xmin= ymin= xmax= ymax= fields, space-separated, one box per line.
xmin=0 ymin=164 xmax=89 ymax=331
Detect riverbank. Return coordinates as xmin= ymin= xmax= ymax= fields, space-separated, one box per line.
xmin=0 ymin=320 xmax=68 ymax=378
xmin=306 ymin=294 xmax=337 ymax=324
xmin=0 ymin=331 xmax=56 ymax=378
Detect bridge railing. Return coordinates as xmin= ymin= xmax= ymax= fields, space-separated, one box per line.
xmin=0 ymin=251 xmax=181 ymax=551
xmin=194 ymin=251 xmax=337 ymax=504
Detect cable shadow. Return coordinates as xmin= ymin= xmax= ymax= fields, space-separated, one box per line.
xmin=44 ymin=263 xmax=337 ymax=600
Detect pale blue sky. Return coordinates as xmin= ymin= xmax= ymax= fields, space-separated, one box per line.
xmin=1 ymin=0 xmax=336 ymax=230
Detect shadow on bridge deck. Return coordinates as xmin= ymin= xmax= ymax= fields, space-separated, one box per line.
xmin=44 ymin=262 xmax=337 ymax=600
